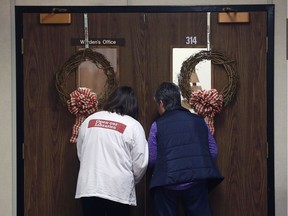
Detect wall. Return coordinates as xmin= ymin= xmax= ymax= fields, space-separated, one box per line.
xmin=274 ymin=0 xmax=288 ymax=215
xmin=0 ymin=0 xmax=286 ymax=215
xmin=0 ymin=1 xmax=13 ymax=216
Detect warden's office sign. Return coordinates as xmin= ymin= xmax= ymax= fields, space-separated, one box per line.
xmin=71 ymin=38 xmax=125 ymax=46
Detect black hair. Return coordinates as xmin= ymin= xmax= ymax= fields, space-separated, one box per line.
xmin=154 ymin=82 xmax=181 ymax=111
xmin=103 ymin=86 xmax=139 ymax=120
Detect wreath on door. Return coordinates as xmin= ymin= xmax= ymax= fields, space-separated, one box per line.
xmin=178 ymin=50 xmax=239 ymax=134
xmin=55 ymin=48 xmax=118 ymax=143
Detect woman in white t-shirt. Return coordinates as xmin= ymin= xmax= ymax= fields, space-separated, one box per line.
xmin=75 ymin=86 xmax=148 ymax=216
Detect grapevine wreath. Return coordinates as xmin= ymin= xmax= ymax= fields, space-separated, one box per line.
xmin=55 ymin=48 xmax=118 ymax=143
xmin=178 ymin=50 xmax=239 ymax=134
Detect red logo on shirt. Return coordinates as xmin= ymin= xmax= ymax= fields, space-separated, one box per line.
xmin=88 ymin=119 xmax=127 ymax=133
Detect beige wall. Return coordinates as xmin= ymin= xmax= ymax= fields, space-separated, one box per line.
xmin=0 ymin=1 xmax=13 ymax=216
xmin=0 ymin=0 xmax=286 ymax=215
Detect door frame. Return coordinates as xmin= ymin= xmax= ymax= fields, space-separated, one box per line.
xmin=15 ymin=4 xmax=275 ymax=216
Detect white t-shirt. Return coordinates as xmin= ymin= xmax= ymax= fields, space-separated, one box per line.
xmin=75 ymin=111 xmax=148 ymax=206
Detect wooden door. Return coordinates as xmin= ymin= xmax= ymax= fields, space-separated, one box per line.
xmin=209 ymin=11 xmax=268 ymax=216
xmin=17 ymin=6 xmax=273 ymax=216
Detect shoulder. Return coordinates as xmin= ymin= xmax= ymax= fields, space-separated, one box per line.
xmin=189 ymin=112 xmax=203 ymax=119
xmin=125 ymin=115 xmax=144 ymax=129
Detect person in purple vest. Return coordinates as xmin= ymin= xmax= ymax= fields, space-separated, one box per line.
xmin=148 ymin=82 xmax=224 ymax=216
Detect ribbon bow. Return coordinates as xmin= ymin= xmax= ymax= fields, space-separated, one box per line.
xmin=67 ymin=87 xmax=98 ymax=143
xmin=189 ymin=89 xmax=223 ymax=134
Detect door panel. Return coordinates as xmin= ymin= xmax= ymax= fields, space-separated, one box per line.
xmin=209 ymin=12 xmax=267 ymax=216
xmin=21 ymin=8 xmax=269 ymax=216
xmin=144 ymin=13 xmax=207 ymax=215
xmin=23 ymin=13 xmax=82 ymax=216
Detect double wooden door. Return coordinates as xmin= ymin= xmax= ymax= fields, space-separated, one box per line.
xmin=17 ymin=6 xmax=273 ymax=216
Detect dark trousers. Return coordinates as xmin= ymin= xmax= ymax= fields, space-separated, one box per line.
xmin=152 ymin=184 xmax=211 ymax=216
xmin=80 ymin=197 xmax=131 ymax=216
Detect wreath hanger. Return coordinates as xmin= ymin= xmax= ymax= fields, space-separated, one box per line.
xmin=55 ymin=13 xmax=118 ymax=143
xmin=176 ymin=14 xmax=239 ymax=134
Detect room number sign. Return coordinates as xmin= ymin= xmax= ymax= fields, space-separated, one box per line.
xmin=185 ymin=36 xmax=197 ymax=45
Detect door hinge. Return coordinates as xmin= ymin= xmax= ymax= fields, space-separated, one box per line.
xmin=21 ymin=38 xmax=24 ymax=54
xmin=22 ymin=143 xmax=24 ymax=159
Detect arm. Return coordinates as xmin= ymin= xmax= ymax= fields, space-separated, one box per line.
xmin=208 ymin=128 xmax=218 ymax=160
xmin=131 ymin=124 xmax=149 ymax=184
xmin=76 ymin=124 xmax=85 ymax=161
xmin=148 ymin=122 xmax=157 ymax=168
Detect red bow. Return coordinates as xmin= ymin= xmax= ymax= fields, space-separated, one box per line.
xmin=189 ymin=89 xmax=223 ymax=134
xmin=67 ymin=88 xmax=98 ymax=143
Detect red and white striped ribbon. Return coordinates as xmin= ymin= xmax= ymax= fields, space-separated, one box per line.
xmin=189 ymin=89 xmax=223 ymax=134
xmin=67 ymin=87 xmax=98 ymax=143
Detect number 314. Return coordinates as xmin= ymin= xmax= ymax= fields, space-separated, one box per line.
xmin=186 ymin=36 xmax=197 ymax=45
